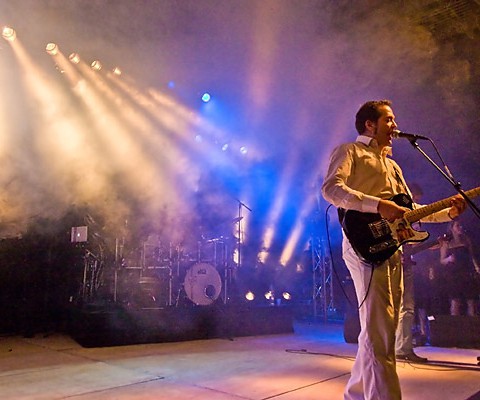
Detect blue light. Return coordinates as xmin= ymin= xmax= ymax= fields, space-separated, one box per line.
xmin=240 ymin=146 xmax=248 ymax=155
xmin=195 ymin=135 xmax=202 ymax=142
xmin=168 ymin=81 xmax=175 ymax=88
xmin=222 ymin=144 xmax=229 ymax=151
xmin=201 ymin=92 xmax=211 ymax=103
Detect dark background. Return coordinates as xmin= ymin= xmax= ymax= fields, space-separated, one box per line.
xmin=0 ymin=1 xmax=479 ymax=334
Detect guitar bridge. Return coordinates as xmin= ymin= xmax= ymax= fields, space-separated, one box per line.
xmin=368 ymin=219 xmax=391 ymax=239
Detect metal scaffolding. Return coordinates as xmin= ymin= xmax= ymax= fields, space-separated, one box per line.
xmin=311 ymin=235 xmax=334 ymax=321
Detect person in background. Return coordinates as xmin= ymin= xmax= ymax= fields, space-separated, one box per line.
xmin=439 ymin=220 xmax=480 ymax=316
xmin=395 ymin=183 xmax=428 ymax=362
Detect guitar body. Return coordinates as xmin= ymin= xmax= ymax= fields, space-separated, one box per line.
xmin=339 ymin=193 xmax=429 ymax=265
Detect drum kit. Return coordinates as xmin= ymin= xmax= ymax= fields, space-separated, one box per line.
xmin=111 ymin=233 xmax=235 ymax=308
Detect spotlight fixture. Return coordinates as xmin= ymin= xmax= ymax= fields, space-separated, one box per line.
xmin=245 ymin=291 xmax=255 ymax=301
xmin=2 ymin=26 xmax=16 ymax=42
xmin=45 ymin=42 xmax=59 ymax=56
xmin=112 ymin=67 xmax=122 ymax=76
xmin=282 ymin=292 xmax=292 ymax=301
xmin=201 ymin=92 xmax=211 ymax=103
xmin=91 ymin=60 xmax=102 ymax=71
xmin=68 ymin=53 xmax=80 ymax=64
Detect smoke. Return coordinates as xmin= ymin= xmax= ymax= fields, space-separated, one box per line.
xmin=0 ymin=0 xmax=479 ymax=253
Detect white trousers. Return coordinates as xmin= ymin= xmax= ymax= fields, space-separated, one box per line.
xmin=343 ymin=236 xmax=403 ymax=400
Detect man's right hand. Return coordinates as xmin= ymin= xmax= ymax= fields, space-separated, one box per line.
xmin=377 ymin=199 xmax=408 ymax=222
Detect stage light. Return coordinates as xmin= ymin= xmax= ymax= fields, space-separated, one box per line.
xmin=264 ymin=290 xmax=274 ymax=301
xmin=69 ymin=53 xmax=80 ymax=64
xmin=282 ymin=292 xmax=292 ymax=301
xmin=245 ymin=291 xmax=255 ymax=301
xmin=168 ymin=81 xmax=175 ymax=88
xmin=201 ymin=92 xmax=211 ymax=103
xmin=45 ymin=43 xmax=59 ymax=56
xmin=91 ymin=60 xmax=102 ymax=71
xmin=232 ymin=247 xmax=239 ymax=264
xmin=221 ymin=143 xmax=229 ymax=151
xmin=2 ymin=26 xmax=16 ymax=42
xmin=112 ymin=67 xmax=122 ymax=76
xmin=240 ymin=146 xmax=248 ymax=155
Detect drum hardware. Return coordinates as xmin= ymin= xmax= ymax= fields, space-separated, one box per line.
xmin=202 ymin=237 xmax=234 ymax=304
xmin=139 ymin=234 xmax=174 ymax=306
xmin=221 ymin=264 xmax=237 ymax=305
xmin=118 ymin=267 xmax=173 ymax=308
xmin=108 ymin=230 xmax=237 ymax=307
xmin=234 ymin=198 xmax=252 ymax=270
xmin=205 ymin=236 xmax=226 ymax=243
xmin=142 ymin=237 xmax=177 ymax=269
xmin=113 ymin=237 xmax=126 ymax=303
xmin=144 ymin=266 xmax=173 ymax=306
xmin=81 ymin=248 xmax=103 ymax=302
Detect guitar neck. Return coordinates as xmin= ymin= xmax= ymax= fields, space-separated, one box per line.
xmin=405 ymin=187 xmax=480 ymax=224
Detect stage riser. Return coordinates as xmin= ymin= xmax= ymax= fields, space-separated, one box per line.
xmin=343 ymin=313 xmax=480 ymax=349
xmin=69 ymin=304 xmax=294 ymax=347
xmin=429 ymin=316 xmax=480 ymax=348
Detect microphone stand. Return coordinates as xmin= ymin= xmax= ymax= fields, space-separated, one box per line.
xmin=406 ymin=138 xmax=480 ymax=219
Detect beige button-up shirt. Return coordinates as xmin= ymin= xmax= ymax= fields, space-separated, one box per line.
xmin=322 ymin=135 xmax=451 ymax=223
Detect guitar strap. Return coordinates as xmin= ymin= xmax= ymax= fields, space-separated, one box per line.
xmin=391 ymin=161 xmax=412 ymax=200
xmin=391 ymin=162 xmax=422 ymax=229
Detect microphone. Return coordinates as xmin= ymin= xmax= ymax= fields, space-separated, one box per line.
xmin=392 ymin=129 xmax=430 ymax=141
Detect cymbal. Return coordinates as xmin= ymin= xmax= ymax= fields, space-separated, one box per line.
xmin=206 ymin=236 xmax=228 ymax=243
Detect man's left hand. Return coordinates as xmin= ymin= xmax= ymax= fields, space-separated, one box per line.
xmin=448 ymin=194 xmax=467 ymax=219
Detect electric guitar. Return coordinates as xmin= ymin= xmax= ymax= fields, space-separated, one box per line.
xmin=338 ymin=187 xmax=480 ymax=265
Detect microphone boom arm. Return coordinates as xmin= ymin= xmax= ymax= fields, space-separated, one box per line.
xmin=407 ymin=138 xmax=480 ymax=219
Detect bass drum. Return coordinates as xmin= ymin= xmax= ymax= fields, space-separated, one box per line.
xmin=183 ymin=263 xmax=222 ymax=306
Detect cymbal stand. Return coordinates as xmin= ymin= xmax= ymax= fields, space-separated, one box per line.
xmin=174 ymin=243 xmax=181 ymax=277
xmin=235 ymin=198 xmax=252 ymax=269
xmin=197 ymin=240 xmax=202 ymax=262
xmin=81 ymin=249 xmax=98 ymax=302
xmin=167 ymin=242 xmax=173 ymax=306
xmin=81 ymin=250 xmax=89 ymax=301
xmin=222 ymin=241 xmax=230 ymax=304
xmin=210 ymin=238 xmax=229 ymax=304
xmin=113 ymin=237 xmax=124 ymax=303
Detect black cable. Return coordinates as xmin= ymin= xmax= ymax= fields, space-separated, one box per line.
xmin=324 ymin=204 xmax=374 ymax=311
xmin=286 ymin=348 xmax=480 ymax=372
xmin=286 ymin=348 xmax=355 ymax=362
xmin=357 ymin=267 xmax=374 ymax=310
xmin=324 ymin=204 xmax=355 ymax=309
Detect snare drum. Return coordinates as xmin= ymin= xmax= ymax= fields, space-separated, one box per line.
xmin=183 ymin=263 xmax=222 ymax=305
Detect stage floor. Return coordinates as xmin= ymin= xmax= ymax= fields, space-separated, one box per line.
xmin=0 ymin=321 xmax=479 ymax=400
